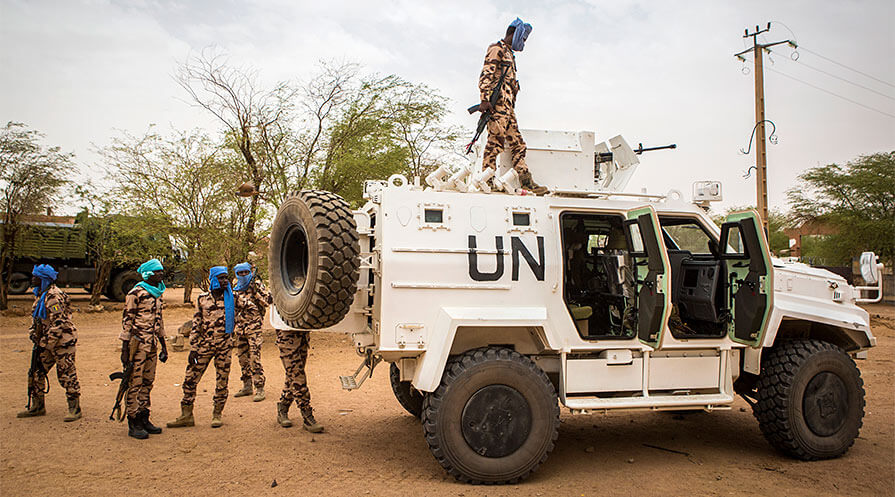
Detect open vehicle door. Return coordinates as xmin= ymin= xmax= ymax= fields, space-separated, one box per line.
xmin=719 ymin=210 xmax=773 ymax=346
xmin=624 ymin=206 xmax=672 ymax=348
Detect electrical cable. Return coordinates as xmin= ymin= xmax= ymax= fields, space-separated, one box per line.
xmin=766 ymin=67 xmax=895 ymax=119
xmin=797 ymin=46 xmax=895 ymax=90
xmin=783 ymin=57 xmax=895 ymax=101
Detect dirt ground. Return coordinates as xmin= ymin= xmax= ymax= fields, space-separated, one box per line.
xmin=0 ymin=289 xmax=892 ymax=496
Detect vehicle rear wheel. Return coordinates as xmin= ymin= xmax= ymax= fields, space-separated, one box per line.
xmin=421 ymin=347 xmax=559 ymax=484
xmin=269 ymin=190 xmax=360 ymax=329
xmin=8 ymin=272 xmax=30 ymax=294
xmin=753 ymin=339 xmax=865 ymax=460
xmin=389 ymin=362 xmax=423 ymax=418
xmin=109 ymin=270 xmax=141 ymax=302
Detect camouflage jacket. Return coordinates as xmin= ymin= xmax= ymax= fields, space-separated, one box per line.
xmin=189 ymin=291 xmax=240 ymax=353
xmin=478 ymin=39 xmax=519 ymax=111
xmin=235 ymin=277 xmax=272 ymax=334
xmin=29 ymin=285 xmax=77 ymax=349
xmin=119 ymin=286 xmax=166 ymax=349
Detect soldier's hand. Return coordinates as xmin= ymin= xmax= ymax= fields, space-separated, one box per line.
xmin=120 ymin=342 xmax=129 ymax=366
xmin=479 ymin=101 xmax=493 ymax=113
xmin=188 ymin=351 xmax=199 ymax=365
xmin=158 ymin=349 xmax=168 ymax=363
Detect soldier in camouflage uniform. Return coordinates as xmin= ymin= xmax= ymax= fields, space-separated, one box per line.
xmin=232 ymin=262 xmax=272 ymax=402
xmin=119 ymin=258 xmax=169 ymax=439
xmin=478 ymin=18 xmax=546 ymax=195
xmin=17 ymin=264 xmax=81 ymax=422
xmin=275 ymin=328 xmax=323 ymax=433
xmin=168 ymin=266 xmax=240 ymax=429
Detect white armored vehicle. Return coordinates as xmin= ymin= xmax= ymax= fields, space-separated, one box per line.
xmin=268 ymin=130 xmax=880 ymax=484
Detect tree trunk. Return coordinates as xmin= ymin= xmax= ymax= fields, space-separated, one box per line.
xmin=183 ymin=268 xmax=194 ymax=304
xmin=89 ymin=260 xmax=112 ymax=306
xmin=0 ymin=226 xmax=18 ymax=311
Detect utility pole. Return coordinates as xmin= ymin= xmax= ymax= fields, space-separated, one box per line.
xmin=734 ymin=23 xmax=791 ymax=235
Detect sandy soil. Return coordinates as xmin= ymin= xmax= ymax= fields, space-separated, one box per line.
xmin=0 ymin=293 xmax=892 ymax=496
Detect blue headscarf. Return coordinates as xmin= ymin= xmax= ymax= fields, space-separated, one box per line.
xmin=233 ymin=262 xmax=253 ymax=291
xmin=509 ymin=18 xmax=533 ymax=51
xmin=31 ymin=264 xmax=58 ymax=319
xmin=134 ymin=258 xmax=166 ymax=298
xmin=209 ymin=266 xmax=235 ymax=334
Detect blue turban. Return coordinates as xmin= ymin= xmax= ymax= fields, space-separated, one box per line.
xmin=31 ymin=264 xmax=58 ymax=319
xmin=134 ymin=258 xmax=166 ymax=298
xmin=509 ymin=18 xmax=532 ymax=51
xmin=233 ymin=262 xmax=253 ymax=291
xmin=209 ymin=266 xmax=235 ymax=334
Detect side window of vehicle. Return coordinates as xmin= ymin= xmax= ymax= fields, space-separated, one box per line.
xmin=662 ymin=220 xmax=714 ymax=254
xmin=724 ymin=225 xmax=746 ymax=257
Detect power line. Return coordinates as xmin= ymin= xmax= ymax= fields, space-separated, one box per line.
xmin=782 ymin=56 xmax=895 ymax=101
xmin=766 ymin=67 xmax=895 ymax=119
xmin=797 ymin=46 xmax=895 ymax=90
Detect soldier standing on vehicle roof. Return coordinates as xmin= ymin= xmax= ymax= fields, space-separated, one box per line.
xmin=232 ymin=261 xmax=271 ymax=402
xmin=275 ymin=325 xmax=324 ymax=433
xmin=478 ymin=17 xmax=547 ymax=195
xmin=168 ymin=266 xmax=240 ymax=429
xmin=17 ymin=264 xmax=82 ymax=421
xmin=119 ymin=258 xmax=169 ymax=439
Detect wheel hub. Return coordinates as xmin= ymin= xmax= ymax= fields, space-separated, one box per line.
xmin=461 ymin=384 xmax=532 ymax=458
xmin=802 ymin=371 xmax=849 ymax=437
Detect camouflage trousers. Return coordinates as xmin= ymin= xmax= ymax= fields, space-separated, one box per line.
xmin=276 ymin=329 xmax=311 ymax=410
xmin=180 ymin=345 xmax=233 ymax=409
xmin=34 ymin=345 xmax=80 ymax=401
xmin=125 ymin=344 xmax=158 ymax=417
xmin=482 ymin=109 xmax=528 ymax=174
xmin=235 ymin=329 xmax=265 ymax=389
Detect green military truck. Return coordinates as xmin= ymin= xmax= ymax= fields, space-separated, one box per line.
xmin=2 ymin=211 xmax=146 ymax=301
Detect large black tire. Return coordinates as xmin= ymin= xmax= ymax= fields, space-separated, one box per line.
xmin=754 ymin=339 xmax=865 ymax=460
xmin=422 ymin=347 xmax=560 ymax=484
xmin=8 ymin=272 xmax=30 ymax=294
xmin=390 ymin=362 xmax=424 ymax=418
xmin=109 ymin=270 xmax=140 ymax=302
xmin=269 ymin=190 xmax=360 ymax=329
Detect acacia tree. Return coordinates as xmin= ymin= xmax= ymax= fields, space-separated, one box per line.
xmin=0 ymin=122 xmax=72 ymax=310
xmin=104 ymin=127 xmax=236 ymax=303
xmin=75 ymin=183 xmax=172 ymax=306
xmin=176 ymin=49 xmax=297 ymax=257
xmin=788 ymin=151 xmax=895 ymax=266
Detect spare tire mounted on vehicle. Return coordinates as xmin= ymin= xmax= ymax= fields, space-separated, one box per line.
xmin=269 ymin=190 xmax=360 ymax=329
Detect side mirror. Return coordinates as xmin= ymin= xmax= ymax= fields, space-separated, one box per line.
xmin=860 ymin=252 xmax=880 ymax=285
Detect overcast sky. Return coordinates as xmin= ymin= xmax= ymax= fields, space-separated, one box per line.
xmin=2 ymin=0 xmax=893 ymax=213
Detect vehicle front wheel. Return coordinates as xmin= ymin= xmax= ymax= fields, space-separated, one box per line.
xmin=421 ymin=347 xmax=559 ymax=484
xmin=754 ymin=339 xmax=865 ymax=460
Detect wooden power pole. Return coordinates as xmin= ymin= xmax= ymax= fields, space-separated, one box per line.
xmin=735 ymin=23 xmax=791 ymax=235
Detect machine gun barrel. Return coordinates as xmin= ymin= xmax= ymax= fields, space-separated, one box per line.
xmin=633 ymin=143 xmax=677 ymax=154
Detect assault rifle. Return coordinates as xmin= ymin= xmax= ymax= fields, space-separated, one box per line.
xmin=109 ymin=338 xmax=138 ymax=422
xmin=25 ymin=340 xmax=48 ymax=410
xmin=465 ymin=63 xmax=511 ymax=154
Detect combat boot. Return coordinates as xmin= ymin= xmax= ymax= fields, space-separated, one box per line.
xmin=140 ymin=409 xmax=162 ymax=434
xmin=128 ymin=415 xmax=149 ymax=440
xmin=277 ymin=400 xmax=293 ymax=428
xmin=210 ymin=405 xmax=224 ymax=428
xmin=63 ymin=397 xmax=82 ymax=422
xmin=233 ymin=380 xmax=253 ymax=398
xmin=518 ymin=170 xmax=549 ymax=196
xmin=16 ymin=397 xmax=46 ymax=418
xmin=301 ymin=407 xmax=324 ymax=433
xmin=166 ymin=404 xmax=194 ymax=428
xmin=253 ymin=386 xmax=266 ymax=402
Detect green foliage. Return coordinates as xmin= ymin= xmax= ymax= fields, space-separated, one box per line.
xmin=0 ymin=122 xmax=74 ymax=309
xmin=788 ymin=152 xmax=895 ymax=265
